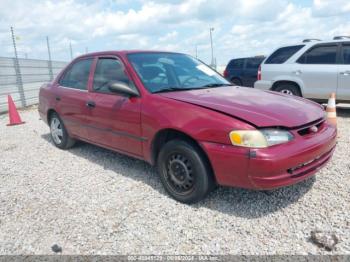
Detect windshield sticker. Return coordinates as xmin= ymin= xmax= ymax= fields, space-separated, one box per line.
xmin=196 ymin=64 xmax=216 ymax=76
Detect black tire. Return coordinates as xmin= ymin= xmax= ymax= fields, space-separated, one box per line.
xmin=231 ymin=78 xmax=242 ymax=86
xmin=157 ymin=139 xmax=215 ymax=204
xmin=274 ymin=83 xmax=301 ymax=96
xmin=49 ymin=112 xmax=75 ymax=149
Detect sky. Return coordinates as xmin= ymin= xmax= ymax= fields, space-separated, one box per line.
xmin=0 ymin=0 xmax=350 ymax=65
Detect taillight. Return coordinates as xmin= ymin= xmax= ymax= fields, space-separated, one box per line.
xmin=223 ymin=68 xmax=228 ymax=78
xmin=257 ymin=65 xmax=261 ymax=80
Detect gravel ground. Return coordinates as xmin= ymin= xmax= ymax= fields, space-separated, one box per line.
xmin=0 ymin=107 xmax=349 ymax=255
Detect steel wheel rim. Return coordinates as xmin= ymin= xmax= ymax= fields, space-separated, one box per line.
xmin=50 ymin=117 xmax=63 ymax=144
xmin=280 ymin=89 xmax=293 ymax=95
xmin=164 ymin=153 xmax=195 ymax=195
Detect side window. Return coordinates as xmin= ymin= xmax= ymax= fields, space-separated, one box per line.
xmin=297 ymin=45 xmax=337 ymax=64
xmin=265 ymin=45 xmax=304 ymax=64
xmin=93 ymin=58 xmax=133 ymax=93
xmin=342 ymin=44 xmax=350 ymax=64
xmin=59 ymin=59 xmax=92 ymax=90
xmin=246 ymin=58 xmax=263 ymax=69
xmin=229 ymin=59 xmax=244 ymax=69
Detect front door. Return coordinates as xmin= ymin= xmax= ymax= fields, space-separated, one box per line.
xmin=338 ymin=43 xmax=350 ymax=101
xmin=294 ymin=44 xmax=339 ymax=100
xmin=87 ymin=57 xmax=143 ymax=157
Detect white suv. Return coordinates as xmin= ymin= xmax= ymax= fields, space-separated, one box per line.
xmin=254 ymin=37 xmax=350 ymax=102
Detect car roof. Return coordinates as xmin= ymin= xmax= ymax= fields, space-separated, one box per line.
xmin=260 ymin=38 xmax=350 ymax=65
xmin=75 ymin=50 xmax=184 ymax=60
xmin=229 ymin=56 xmax=265 ymax=62
xmin=276 ymin=39 xmax=350 ymax=49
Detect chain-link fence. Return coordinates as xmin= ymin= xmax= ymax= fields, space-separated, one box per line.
xmin=0 ymin=56 xmax=67 ymax=113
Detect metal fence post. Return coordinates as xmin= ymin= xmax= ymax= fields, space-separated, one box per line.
xmin=46 ymin=36 xmax=53 ymax=81
xmin=69 ymin=42 xmax=73 ymax=60
xmin=11 ymin=26 xmax=26 ymax=107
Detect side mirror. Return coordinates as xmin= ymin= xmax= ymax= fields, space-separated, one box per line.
xmin=108 ymin=81 xmax=139 ymax=97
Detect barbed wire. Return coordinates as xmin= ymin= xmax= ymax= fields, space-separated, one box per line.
xmin=0 ymin=27 xmax=92 ymax=62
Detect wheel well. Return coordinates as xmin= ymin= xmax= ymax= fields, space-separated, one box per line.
xmin=231 ymin=77 xmax=242 ymax=83
xmin=271 ymin=81 xmax=301 ymax=94
xmin=151 ymin=129 xmax=214 ymax=176
xmin=47 ymin=109 xmax=57 ymax=123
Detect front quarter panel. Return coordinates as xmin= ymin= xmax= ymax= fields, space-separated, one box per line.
xmin=141 ymin=94 xmax=255 ymax=187
xmin=142 ymin=94 xmax=255 ymax=151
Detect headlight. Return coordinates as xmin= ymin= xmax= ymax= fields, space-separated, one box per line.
xmin=229 ymin=129 xmax=293 ymax=148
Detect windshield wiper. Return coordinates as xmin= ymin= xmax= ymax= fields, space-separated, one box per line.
xmin=199 ymin=83 xmax=232 ymax=88
xmin=153 ymin=84 xmax=232 ymax=94
xmin=153 ymin=87 xmax=198 ymax=93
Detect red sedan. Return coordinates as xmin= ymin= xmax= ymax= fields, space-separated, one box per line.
xmin=39 ymin=51 xmax=337 ymax=203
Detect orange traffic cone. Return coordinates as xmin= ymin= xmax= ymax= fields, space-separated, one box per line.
xmin=7 ymin=95 xmax=25 ymax=126
xmin=326 ymin=93 xmax=336 ymax=126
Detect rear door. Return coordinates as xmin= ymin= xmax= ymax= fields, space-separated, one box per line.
xmin=243 ymin=58 xmax=263 ymax=87
xmin=55 ymin=58 xmax=93 ymax=138
xmin=338 ymin=43 xmax=350 ymax=100
xmin=295 ymin=44 xmax=339 ymax=99
xmin=87 ymin=56 xmax=143 ymax=157
xmin=227 ymin=59 xmax=244 ymax=85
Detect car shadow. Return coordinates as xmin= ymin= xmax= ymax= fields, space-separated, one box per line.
xmin=337 ymin=107 xmax=350 ymax=118
xmin=41 ymin=133 xmax=315 ymax=219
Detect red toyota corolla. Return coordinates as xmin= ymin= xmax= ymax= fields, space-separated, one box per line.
xmin=39 ymin=51 xmax=337 ymax=203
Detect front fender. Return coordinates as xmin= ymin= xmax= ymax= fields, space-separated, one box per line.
xmin=141 ymin=95 xmax=254 ymax=163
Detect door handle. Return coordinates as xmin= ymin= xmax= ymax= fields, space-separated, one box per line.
xmin=293 ymin=70 xmax=302 ymax=75
xmin=86 ymin=101 xmax=96 ymax=108
xmin=340 ymin=71 xmax=350 ymax=76
xmin=55 ymin=96 xmax=61 ymax=101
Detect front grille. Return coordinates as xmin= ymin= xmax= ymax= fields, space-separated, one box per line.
xmin=297 ymin=119 xmax=325 ymax=136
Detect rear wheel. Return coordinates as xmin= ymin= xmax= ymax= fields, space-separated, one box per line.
xmin=274 ymin=83 xmax=301 ymax=96
xmin=231 ymin=77 xmax=242 ymax=86
xmin=157 ymin=139 xmax=215 ymax=204
xmin=49 ymin=112 xmax=75 ymax=149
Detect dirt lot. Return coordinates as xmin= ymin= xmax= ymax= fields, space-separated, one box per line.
xmin=0 ymin=107 xmax=349 ymax=255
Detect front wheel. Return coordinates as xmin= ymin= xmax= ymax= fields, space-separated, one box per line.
xmin=49 ymin=112 xmax=75 ymax=149
xmin=157 ymin=139 xmax=215 ymax=204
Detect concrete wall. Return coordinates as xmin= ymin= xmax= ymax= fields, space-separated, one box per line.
xmin=0 ymin=57 xmax=66 ymax=113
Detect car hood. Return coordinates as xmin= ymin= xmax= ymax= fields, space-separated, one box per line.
xmin=159 ymin=86 xmax=325 ymax=128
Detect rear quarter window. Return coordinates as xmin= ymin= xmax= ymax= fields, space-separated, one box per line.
xmin=228 ymin=59 xmax=244 ymax=69
xmin=265 ymin=45 xmax=304 ymax=64
xmin=246 ymin=58 xmax=264 ymax=69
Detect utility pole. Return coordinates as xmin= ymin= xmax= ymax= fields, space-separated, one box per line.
xmin=195 ymin=45 xmax=198 ymax=58
xmin=69 ymin=42 xmax=73 ymax=60
xmin=46 ymin=36 xmax=53 ymax=80
xmin=11 ymin=26 xmax=26 ymax=107
xmin=209 ymin=27 xmax=214 ymax=67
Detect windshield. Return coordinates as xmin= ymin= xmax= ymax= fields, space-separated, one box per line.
xmin=127 ymin=52 xmax=230 ymax=93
